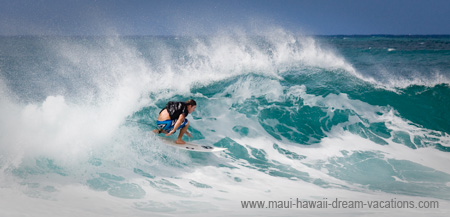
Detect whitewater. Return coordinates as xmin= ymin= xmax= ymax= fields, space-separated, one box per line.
xmin=0 ymin=30 xmax=449 ymax=216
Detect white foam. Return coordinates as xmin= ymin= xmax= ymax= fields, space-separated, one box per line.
xmin=382 ymin=71 xmax=450 ymax=89
xmin=221 ymin=75 xmax=285 ymax=103
xmin=0 ymin=37 xmax=158 ymax=167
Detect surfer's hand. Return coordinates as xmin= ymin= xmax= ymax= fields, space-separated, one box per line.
xmin=165 ymin=130 xmax=175 ymax=136
xmin=186 ymin=132 xmax=193 ymax=138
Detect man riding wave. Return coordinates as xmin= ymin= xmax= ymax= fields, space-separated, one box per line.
xmin=154 ymin=99 xmax=197 ymax=144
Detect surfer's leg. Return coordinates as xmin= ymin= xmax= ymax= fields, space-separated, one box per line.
xmin=153 ymin=129 xmax=168 ymax=134
xmin=176 ymin=122 xmax=189 ymax=144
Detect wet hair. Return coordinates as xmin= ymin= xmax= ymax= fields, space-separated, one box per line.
xmin=186 ymin=99 xmax=197 ymax=106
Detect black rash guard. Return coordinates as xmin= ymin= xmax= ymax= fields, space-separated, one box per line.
xmin=161 ymin=101 xmax=189 ymax=120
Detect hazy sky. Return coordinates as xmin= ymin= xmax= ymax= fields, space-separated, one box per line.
xmin=1 ymin=0 xmax=449 ymax=35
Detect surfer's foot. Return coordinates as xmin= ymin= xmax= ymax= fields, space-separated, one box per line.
xmin=176 ymin=139 xmax=186 ymax=144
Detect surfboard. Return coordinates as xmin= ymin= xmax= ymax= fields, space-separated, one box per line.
xmin=156 ymin=136 xmax=227 ymax=152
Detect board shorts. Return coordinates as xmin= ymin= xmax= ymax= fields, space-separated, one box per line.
xmin=156 ymin=119 xmax=188 ymax=132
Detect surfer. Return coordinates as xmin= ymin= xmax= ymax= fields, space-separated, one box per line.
xmin=154 ymin=99 xmax=197 ymax=144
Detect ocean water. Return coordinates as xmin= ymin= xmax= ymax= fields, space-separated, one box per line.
xmin=1 ymin=31 xmax=450 ymax=216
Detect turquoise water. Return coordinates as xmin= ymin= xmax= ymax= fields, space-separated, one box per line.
xmin=0 ymin=33 xmax=449 ymax=216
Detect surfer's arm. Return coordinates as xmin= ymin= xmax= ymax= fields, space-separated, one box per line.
xmin=165 ymin=114 xmax=185 ymax=136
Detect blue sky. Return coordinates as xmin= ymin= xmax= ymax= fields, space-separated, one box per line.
xmin=1 ymin=0 xmax=449 ymax=35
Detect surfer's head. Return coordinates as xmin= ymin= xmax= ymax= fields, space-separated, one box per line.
xmin=186 ymin=99 xmax=197 ymax=114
